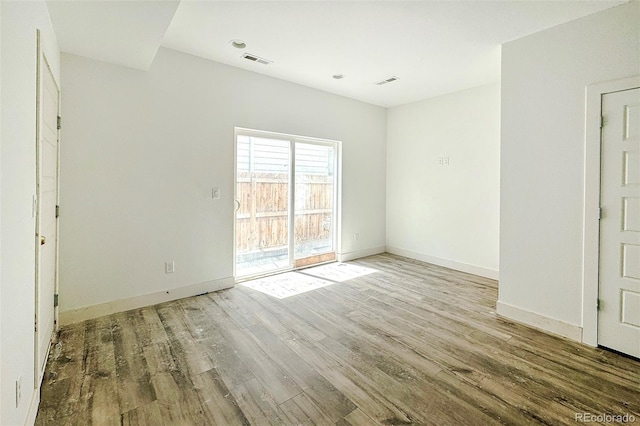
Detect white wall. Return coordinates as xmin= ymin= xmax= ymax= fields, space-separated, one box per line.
xmin=386 ymin=83 xmax=501 ymax=279
xmin=499 ymin=1 xmax=640 ymax=338
xmin=59 ymin=48 xmax=386 ymax=319
xmin=1 ymin=2 xmax=60 ymax=425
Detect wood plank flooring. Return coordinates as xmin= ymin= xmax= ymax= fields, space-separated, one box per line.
xmin=36 ymin=254 xmax=639 ymax=425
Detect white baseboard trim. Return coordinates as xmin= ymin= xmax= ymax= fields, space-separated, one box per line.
xmin=25 ymin=335 xmax=52 ymax=426
xmin=59 ymin=277 xmax=235 ymax=326
xmin=337 ymin=246 xmax=386 ymax=262
xmin=496 ymin=300 xmax=583 ymax=342
xmin=26 ymin=386 xmax=40 ymax=426
xmin=385 ymin=246 xmax=499 ymax=280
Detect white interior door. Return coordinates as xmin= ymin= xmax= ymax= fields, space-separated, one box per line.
xmin=35 ymin=39 xmax=60 ymax=386
xmin=598 ymin=87 xmax=640 ymax=358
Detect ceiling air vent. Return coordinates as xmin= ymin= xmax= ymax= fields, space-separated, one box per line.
xmin=242 ymin=53 xmax=272 ymax=65
xmin=375 ymin=76 xmax=399 ymax=86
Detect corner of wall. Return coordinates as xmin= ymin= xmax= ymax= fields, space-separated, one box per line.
xmin=498 ymin=1 xmax=640 ymax=336
xmin=385 ymin=83 xmax=501 ymax=279
xmin=386 ymin=246 xmax=499 ymax=280
xmin=337 ymin=246 xmax=386 ymax=263
xmin=1 ymin=2 xmax=60 ymax=424
xmin=496 ymin=300 xmax=583 ymax=342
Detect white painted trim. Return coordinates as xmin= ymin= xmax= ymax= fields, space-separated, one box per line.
xmin=496 ymin=301 xmax=583 ymax=342
xmin=337 ymin=246 xmax=386 ymax=262
xmin=0 ymin=0 xmax=3 ymax=418
xmin=232 ymin=128 xmax=239 ymax=280
xmin=385 ymin=246 xmax=499 ymax=280
xmin=583 ymin=76 xmax=640 ymax=347
xmin=335 ymin=141 xmax=343 ymax=260
xmin=27 ymin=334 xmax=54 ymax=426
xmin=59 ymin=277 xmax=234 ymax=325
xmin=25 ymin=386 xmax=40 ymax=426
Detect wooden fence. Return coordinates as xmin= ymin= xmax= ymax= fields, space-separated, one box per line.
xmin=236 ymin=172 xmax=334 ymax=254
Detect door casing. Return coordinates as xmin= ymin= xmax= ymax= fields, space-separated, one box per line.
xmin=34 ymin=30 xmax=61 ymax=388
xmin=583 ymin=75 xmax=640 ymax=347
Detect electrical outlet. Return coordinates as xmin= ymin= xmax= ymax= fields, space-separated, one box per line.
xmin=353 ymin=233 xmax=360 ymax=241
xmin=212 ymin=188 xmax=220 ymax=200
xmin=16 ymin=375 xmax=22 ymax=407
xmin=165 ymin=261 xmax=175 ymax=274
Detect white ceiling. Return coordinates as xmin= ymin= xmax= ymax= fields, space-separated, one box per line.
xmin=47 ymin=0 xmax=181 ymax=70
xmin=47 ymin=0 xmax=626 ymax=107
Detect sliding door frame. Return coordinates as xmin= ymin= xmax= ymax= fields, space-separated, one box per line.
xmin=233 ymin=127 xmax=341 ymax=281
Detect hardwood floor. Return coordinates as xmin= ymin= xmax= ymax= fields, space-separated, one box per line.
xmin=36 ymin=254 xmax=639 ymax=425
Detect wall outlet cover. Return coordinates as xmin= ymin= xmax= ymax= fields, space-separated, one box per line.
xmin=16 ymin=375 xmax=22 ymax=407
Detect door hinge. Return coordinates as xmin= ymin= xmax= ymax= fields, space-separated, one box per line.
xmin=598 ymin=207 xmax=603 ymax=220
xmin=57 ymin=116 xmax=62 ymax=130
xmin=597 ymin=299 xmax=602 ymax=311
xmin=600 ymin=115 xmax=605 ymax=128
xmin=54 ymin=294 xmax=59 ymax=308
xmin=55 ymin=205 xmax=60 ymax=218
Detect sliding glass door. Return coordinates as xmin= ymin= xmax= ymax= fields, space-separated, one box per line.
xmin=235 ymin=134 xmax=291 ymax=277
xmin=294 ymin=142 xmax=336 ymax=267
xmin=234 ymin=129 xmax=338 ymax=279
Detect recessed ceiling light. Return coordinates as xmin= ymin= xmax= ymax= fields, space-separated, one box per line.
xmin=230 ymin=40 xmax=247 ymax=49
xmin=332 ymin=74 xmax=345 ymax=80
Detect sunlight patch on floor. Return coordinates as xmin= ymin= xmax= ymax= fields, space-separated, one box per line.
xmin=239 ymin=272 xmax=333 ymax=299
xmin=301 ymin=262 xmax=378 ymax=282
xmin=239 ymin=262 xmax=379 ymax=299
